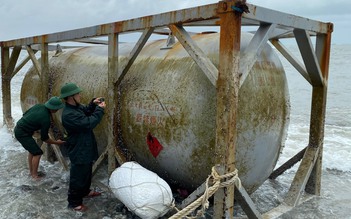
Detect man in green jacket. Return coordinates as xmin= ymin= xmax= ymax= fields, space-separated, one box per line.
xmin=14 ymin=96 xmax=65 ymax=180
xmin=60 ymin=82 xmax=105 ymax=212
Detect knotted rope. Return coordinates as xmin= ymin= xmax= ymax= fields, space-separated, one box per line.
xmin=169 ymin=166 xmax=241 ymax=219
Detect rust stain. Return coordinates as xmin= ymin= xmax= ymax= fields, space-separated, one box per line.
xmin=141 ymin=16 xmax=152 ymax=29
xmin=219 ymin=1 xmax=228 ymax=13
xmin=327 ymin=22 xmax=334 ymax=33
xmin=41 ymin=35 xmax=48 ymax=43
xmin=114 ymin=22 xmax=123 ymax=33
xmin=251 ymin=5 xmax=257 ymax=16
xmin=320 ymin=31 xmax=332 ymax=81
xmin=100 ymin=24 xmax=110 ymax=35
xmin=33 ymin=36 xmax=40 ymax=44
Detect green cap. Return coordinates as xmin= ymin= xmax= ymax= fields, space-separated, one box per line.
xmin=60 ymin=82 xmax=82 ymax=98
xmin=44 ymin=96 xmax=64 ymax=110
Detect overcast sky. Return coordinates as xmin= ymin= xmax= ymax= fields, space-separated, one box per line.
xmin=0 ymin=0 xmax=349 ymax=44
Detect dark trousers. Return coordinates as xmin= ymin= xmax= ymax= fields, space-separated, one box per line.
xmin=67 ymin=163 xmax=92 ymax=208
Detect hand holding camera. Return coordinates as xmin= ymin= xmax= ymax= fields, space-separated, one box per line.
xmin=93 ymin=97 xmax=106 ymax=108
xmin=98 ymin=101 xmax=106 ymax=108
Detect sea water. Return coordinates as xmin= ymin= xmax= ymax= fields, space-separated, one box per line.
xmin=0 ymin=44 xmax=350 ymax=219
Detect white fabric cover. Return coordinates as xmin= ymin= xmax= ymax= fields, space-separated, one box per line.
xmin=109 ymin=162 xmax=173 ymax=219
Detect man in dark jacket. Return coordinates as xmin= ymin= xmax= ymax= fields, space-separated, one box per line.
xmin=14 ymin=96 xmax=65 ymax=180
xmin=60 ymin=82 xmax=105 ymax=212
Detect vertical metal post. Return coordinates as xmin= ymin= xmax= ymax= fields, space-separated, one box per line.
xmin=305 ymin=26 xmax=332 ymax=195
xmin=1 ymin=46 xmax=21 ymax=129
xmin=214 ymin=1 xmax=242 ymax=218
xmin=285 ymin=25 xmax=333 ymax=207
xmin=40 ymin=39 xmax=49 ymax=101
xmin=107 ymin=31 xmax=119 ymax=175
xmin=1 ymin=46 xmax=12 ymax=127
xmin=40 ymin=40 xmax=56 ymax=161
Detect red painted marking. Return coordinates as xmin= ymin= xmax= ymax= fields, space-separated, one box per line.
xmin=146 ymin=132 xmax=163 ymax=158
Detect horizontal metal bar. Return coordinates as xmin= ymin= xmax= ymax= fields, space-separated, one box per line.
xmin=243 ymin=4 xmax=332 ymax=34
xmin=1 ymin=4 xmax=220 ymax=47
xmin=1 ymin=3 xmax=332 ymax=48
xmin=262 ymin=194 xmax=314 ymax=218
xmin=73 ymin=38 xmax=108 ymax=45
xmin=269 ymin=147 xmax=307 ymax=180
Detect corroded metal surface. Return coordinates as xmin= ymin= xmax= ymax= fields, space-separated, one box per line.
xmin=0 ymin=3 xmax=331 ymax=48
xmin=21 ymin=32 xmax=289 ymax=193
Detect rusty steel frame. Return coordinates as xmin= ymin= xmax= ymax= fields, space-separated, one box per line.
xmin=0 ymin=1 xmax=333 ymax=218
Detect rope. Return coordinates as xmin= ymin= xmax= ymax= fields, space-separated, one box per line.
xmin=169 ymin=166 xmax=241 ymax=219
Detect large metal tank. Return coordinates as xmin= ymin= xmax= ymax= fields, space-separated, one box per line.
xmin=21 ymin=32 xmax=289 ymax=193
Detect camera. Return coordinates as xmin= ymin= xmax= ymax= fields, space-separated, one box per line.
xmin=99 ymin=98 xmax=105 ymax=102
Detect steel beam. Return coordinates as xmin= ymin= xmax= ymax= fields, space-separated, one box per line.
xmin=26 ymin=46 xmax=41 ymax=76
xmin=239 ymin=23 xmax=276 ymax=87
xmin=48 ymin=132 xmax=68 ymax=171
xmin=284 ymin=146 xmax=320 ymax=206
xmin=0 ymin=3 xmax=331 ymax=48
xmin=107 ymin=33 xmax=119 ymax=174
xmin=180 ymin=182 xmax=207 ymax=209
xmin=1 ymin=4 xmax=220 ymax=47
xmin=235 ymin=185 xmax=262 ymax=218
xmin=12 ymin=51 xmax=37 ymax=77
xmin=6 ymin=46 xmax=21 ymax=78
xmin=270 ymin=39 xmax=311 ymax=84
xmin=169 ymin=24 xmax=218 ymax=87
xmin=73 ymin=38 xmax=109 ymax=45
xmin=294 ymin=29 xmax=324 ymax=87
xmin=39 ymin=41 xmax=56 ymax=162
xmin=285 ymin=32 xmax=330 ymax=204
xmin=93 ymin=146 xmax=109 ymax=174
xmin=305 ymin=86 xmax=326 ymax=195
xmin=244 ymin=4 xmax=331 ymax=34
xmin=213 ymin=1 xmax=241 ymax=217
xmin=40 ymin=42 xmax=49 ymax=101
xmin=1 ymin=47 xmax=13 ymax=128
xmin=116 ymin=27 xmax=155 ymax=85
xmin=1 ymin=46 xmax=21 ymax=129
xmin=315 ymin=32 xmax=332 ymax=81
xmin=269 ymin=147 xmax=306 ymax=180
xmin=305 ymin=32 xmax=331 ymax=195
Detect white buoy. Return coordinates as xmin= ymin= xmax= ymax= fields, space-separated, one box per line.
xmin=109 ymin=162 xmax=174 ymax=219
